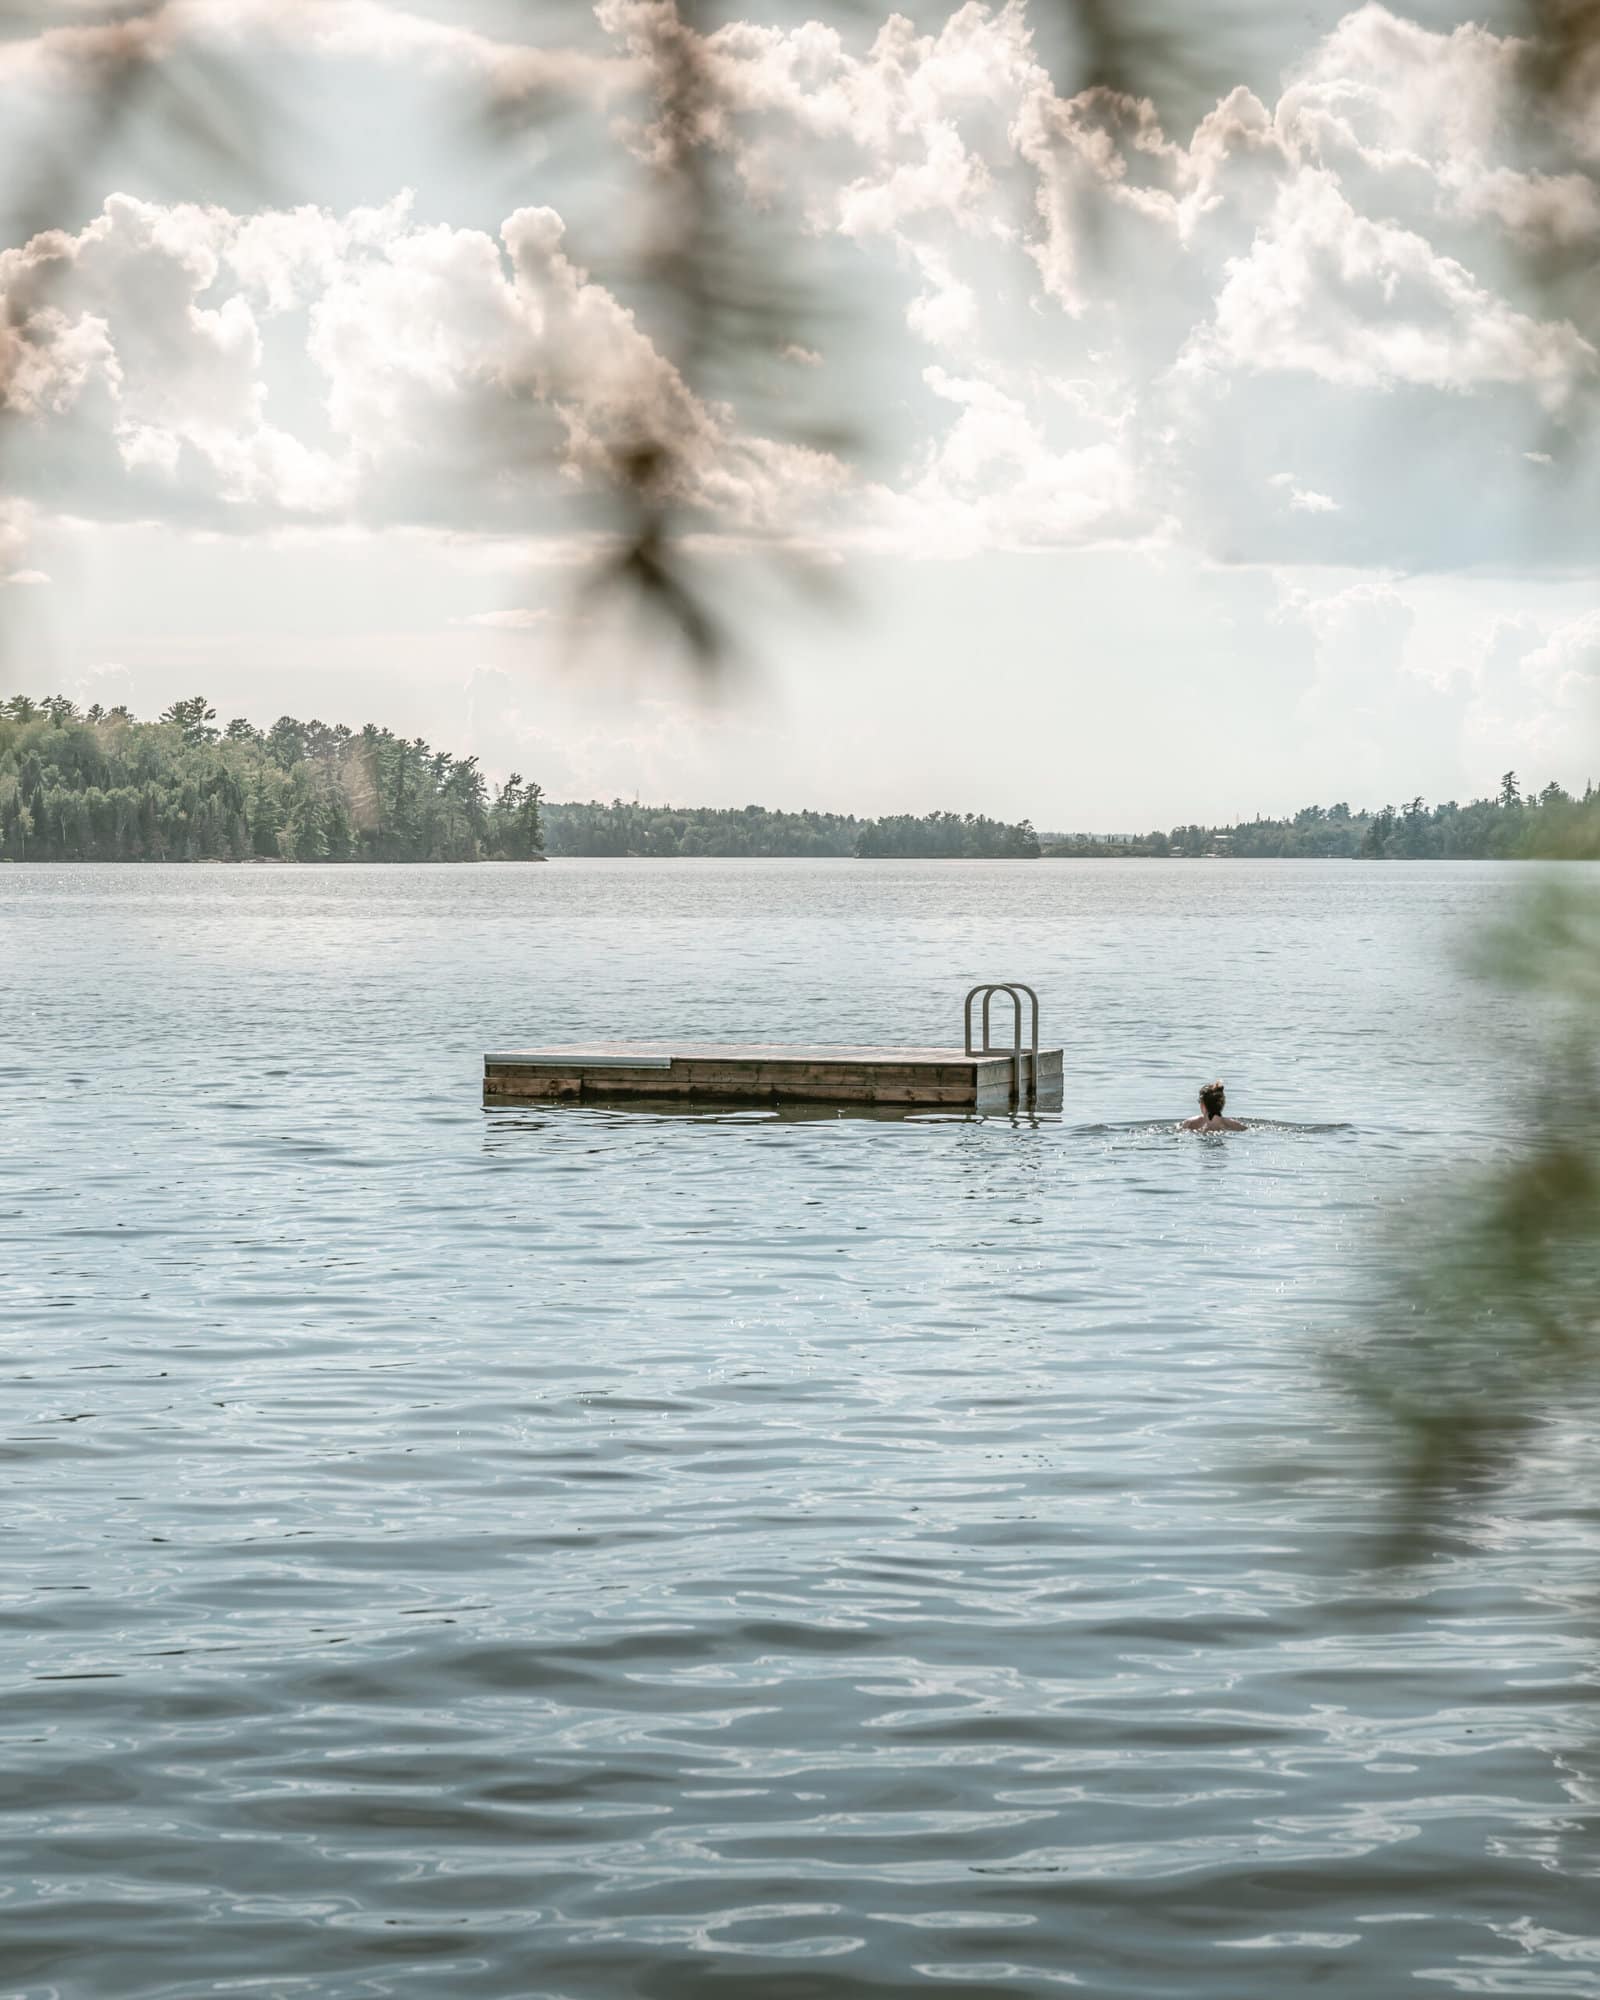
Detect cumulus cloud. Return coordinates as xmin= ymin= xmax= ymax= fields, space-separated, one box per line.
xmin=645 ymin=0 xmax=1598 ymax=561
xmin=0 ymin=193 xmax=353 ymax=512
xmin=2 ymin=2 xmax=1599 ymax=574
xmin=1466 ymin=611 xmax=1600 ymax=777
xmin=856 ymin=363 xmax=1156 ymax=556
xmin=0 ymin=190 xmax=850 ymax=540
xmin=1278 ymin=6 xmax=1600 ymax=248
xmin=0 ymin=178 xmax=1150 ymax=557
xmin=1273 ymin=574 xmax=1447 ymax=790
xmin=1179 ymin=169 xmax=1595 ymax=408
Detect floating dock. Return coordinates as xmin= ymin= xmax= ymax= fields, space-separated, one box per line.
xmin=484 ymin=1042 xmax=1063 ymax=1110
xmin=484 ymin=984 xmax=1063 ymax=1113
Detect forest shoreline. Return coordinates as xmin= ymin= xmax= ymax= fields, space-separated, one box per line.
xmin=5 ymin=696 xmax=1597 ymax=862
xmin=7 ymin=850 xmax=1598 ymax=866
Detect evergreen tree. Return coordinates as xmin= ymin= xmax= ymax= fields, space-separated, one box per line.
xmin=160 ymin=696 xmax=219 ymax=744
xmin=491 ymin=774 xmax=545 ymax=859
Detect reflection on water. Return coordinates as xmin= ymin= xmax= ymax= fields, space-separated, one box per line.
xmin=1 ymin=860 xmax=1597 ymax=1998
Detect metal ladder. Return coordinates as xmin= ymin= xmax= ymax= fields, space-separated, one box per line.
xmin=963 ymin=983 xmax=1041 ymax=1108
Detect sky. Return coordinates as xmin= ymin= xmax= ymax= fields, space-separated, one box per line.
xmin=2 ymin=0 xmax=1599 ymax=828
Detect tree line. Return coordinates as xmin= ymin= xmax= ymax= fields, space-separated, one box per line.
xmin=0 ymin=696 xmax=1040 ymax=861
xmin=543 ymin=799 xmax=859 ymax=857
xmin=8 ymin=697 xmax=1590 ymax=865
xmin=854 ymin=811 xmax=1040 ymax=858
xmin=0 ymin=695 xmax=544 ymax=862
xmin=544 ymin=801 xmax=1041 ymax=857
xmin=1043 ymin=776 xmax=1600 ymax=860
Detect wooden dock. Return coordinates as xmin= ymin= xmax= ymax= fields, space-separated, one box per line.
xmin=483 ymin=1041 xmax=1064 ymax=1111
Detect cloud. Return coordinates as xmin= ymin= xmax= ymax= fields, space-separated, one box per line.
xmin=1278 ymin=5 xmax=1600 ymax=249
xmin=71 ymin=660 xmax=139 ymax=715
xmin=859 ymin=362 xmax=1157 ymax=556
xmin=647 ymin=0 xmax=1599 ymax=564
xmin=1179 ymin=168 xmax=1595 ymax=409
xmin=0 ymin=191 xmax=849 ymax=541
xmin=1466 ymin=611 xmax=1600 ymax=778
xmin=458 ymin=607 xmax=549 ymax=628
xmin=4 ymin=3 xmax=1600 ymax=575
xmin=1273 ymin=574 xmax=1444 ymax=790
xmin=0 ymin=192 xmax=353 ymax=513
xmin=1271 ymin=474 xmax=1341 ymax=515
xmin=0 ymin=179 xmax=1148 ymax=558
xmin=903 ymin=241 xmax=981 ymax=348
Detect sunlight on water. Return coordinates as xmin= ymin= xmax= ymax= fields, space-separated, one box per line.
xmin=2 ymin=860 xmax=1597 ymax=1998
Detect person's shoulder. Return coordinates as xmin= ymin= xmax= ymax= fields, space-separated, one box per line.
xmin=1221 ymin=1117 xmax=1247 ymax=1130
xmin=1179 ymin=1115 xmax=1204 ymax=1129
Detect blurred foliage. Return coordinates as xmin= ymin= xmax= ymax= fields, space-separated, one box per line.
xmin=0 ymin=2 xmax=269 ymax=300
xmin=1523 ymin=0 xmax=1600 ymax=111
xmin=494 ymin=0 xmax=860 ymax=680
xmin=1333 ymin=870 xmax=1600 ymax=1550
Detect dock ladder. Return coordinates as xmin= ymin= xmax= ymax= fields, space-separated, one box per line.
xmin=963 ymin=983 xmax=1041 ymax=1108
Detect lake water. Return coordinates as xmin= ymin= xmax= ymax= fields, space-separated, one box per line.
xmin=3 ymin=859 xmax=1598 ymax=1999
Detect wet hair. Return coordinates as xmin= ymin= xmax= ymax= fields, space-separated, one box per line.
xmin=1199 ymin=1081 xmax=1226 ymax=1119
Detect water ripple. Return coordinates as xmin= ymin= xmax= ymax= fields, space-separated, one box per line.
xmin=2 ymin=860 xmax=1597 ymax=1997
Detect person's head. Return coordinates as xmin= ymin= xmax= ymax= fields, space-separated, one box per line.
xmin=1199 ymin=1080 xmax=1226 ymax=1120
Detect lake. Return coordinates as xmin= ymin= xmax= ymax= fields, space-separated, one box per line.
xmin=3 ymin=859 xmax=1597 ymax=1998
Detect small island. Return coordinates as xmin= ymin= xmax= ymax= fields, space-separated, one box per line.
xmin=545 ymin=801 xmax=1040 ymax=859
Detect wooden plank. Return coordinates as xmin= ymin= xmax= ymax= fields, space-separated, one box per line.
xmin=487 ymin=1042 xmax=994 ymax=1066
xmin=484 ymin=1052 xmax=674 ymax=1070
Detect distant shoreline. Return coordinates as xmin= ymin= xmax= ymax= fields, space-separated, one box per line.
xmin=5 ymin=700 xmax=1595 ymax=862
xmin=6 ymin=852 xmax=1592 ymax=867
xmin=0 ymin=700 xmax=1040 ymax=862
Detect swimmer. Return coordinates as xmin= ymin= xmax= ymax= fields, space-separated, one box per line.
xmin=1181 ymin=1080 xmax=1246 ymax=1132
